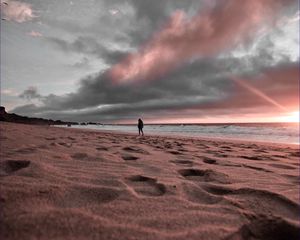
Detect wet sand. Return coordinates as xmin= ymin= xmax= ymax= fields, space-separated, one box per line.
xmin=0 ymin=122 xmax=299 ymax=240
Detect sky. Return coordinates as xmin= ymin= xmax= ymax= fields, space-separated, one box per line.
xmin=1 ymin=0 xmax=299 ymax=123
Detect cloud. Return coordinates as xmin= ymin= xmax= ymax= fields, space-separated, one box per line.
xmin=0 ymin=0 xmax=36 ymax=23
xmin=12 ymin=104 xmax=40 ymax=116
xmin=27 ymin=30 xmax=43 ymax=37
xmin=109 ymin=0 xmax=295 ymax=84
xmin=199 ymin=63 xmax=299 ymax=112
xmin=12 ymin=58 xmax=232 ymax=120
xmin=45 ymin=36 xmax=128 ymax=65
xmin=8 ymin=0 xmax=298 ymax=123
xmin=12 ymin=58 xmax=299 ymax=122
xmin=19 ymin=86 xmax=42 ymax=100
xmin=287 ymin=10 xmax=300 ymax=23
xmin=129 ymin=0 xmax=168 ymax=28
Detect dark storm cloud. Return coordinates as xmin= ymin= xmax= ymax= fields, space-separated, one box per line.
xmin=13 ymin=104 xmax=39 ymax=114
xmin=13 ymin=49 xmax=299 ymax=122
xmin=13 ymin=58 xmax=233 ymax=120
xmin=19 ymin=86 xmax=42 ymax=100
xmin=55 ymin=57 xmax=237 ymax=109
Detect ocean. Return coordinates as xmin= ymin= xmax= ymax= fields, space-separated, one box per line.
xmin=68 ymin=122 xmax=299 ymax=145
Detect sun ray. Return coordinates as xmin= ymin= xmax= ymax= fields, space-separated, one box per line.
xmin=231 ymin=77 xmax=288 ymax=112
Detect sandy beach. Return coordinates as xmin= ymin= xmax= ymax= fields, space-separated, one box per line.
xmin=0 ymin=122 xmax=299 ymax=240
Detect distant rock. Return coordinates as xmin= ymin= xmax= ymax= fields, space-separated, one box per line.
xmin=0 ymin=106 xmax=78 ymax=126
xmin=0 ymin=106 xmax=6 ymax=115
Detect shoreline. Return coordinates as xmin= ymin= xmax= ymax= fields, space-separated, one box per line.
xmin=55 ymin=124 xmax=300 ymax=149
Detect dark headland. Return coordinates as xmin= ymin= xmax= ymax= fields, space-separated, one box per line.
xmin=0 ymin=106 xmax=78 ymax=125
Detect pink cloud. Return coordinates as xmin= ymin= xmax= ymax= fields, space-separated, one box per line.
xmin=109 ymin=0 xmax=294 ymax=84
xmin=203 ymin=64 xmax=299 ymax=112
xmin=27 ymin=30 xmax=43 ymax=37
xmin=1 ymin=0 xmax=36 ymax=23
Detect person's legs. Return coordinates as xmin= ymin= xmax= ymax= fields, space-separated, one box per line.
xmin=138 ymin=128 xmax=141 ymax=135
xmin=141 ymin=128 xmax=144 ymax=136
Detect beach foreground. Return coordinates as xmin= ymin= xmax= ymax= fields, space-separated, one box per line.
xmin=0 ymin=122 xmax=299 ymax=240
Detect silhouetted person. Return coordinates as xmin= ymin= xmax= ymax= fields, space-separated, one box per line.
xmin=138 ymin=118 xmax=144 ymax=136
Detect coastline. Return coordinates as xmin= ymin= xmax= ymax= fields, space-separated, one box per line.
xmin=56 ymin=124 xmax=300 ymax=148
xmin=1 ymin=122 xmax=299 ymax=240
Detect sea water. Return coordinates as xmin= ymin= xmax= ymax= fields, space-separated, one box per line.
xmin=69 ymin=122 xmax=299 ymax=145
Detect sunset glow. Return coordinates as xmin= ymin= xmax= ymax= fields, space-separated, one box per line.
xmin=277 ymin=111 xmax=300 ymax=123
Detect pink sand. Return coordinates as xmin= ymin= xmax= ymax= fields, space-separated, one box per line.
xmin=0 ymin=122 xmax=299 ymax=239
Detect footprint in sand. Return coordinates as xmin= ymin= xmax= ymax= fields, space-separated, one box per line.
xmin=15 ymin=147 xmax=36 ymax=154
xmin=289 ymin=151 xmax=300 ymax=158
xmin=196 ymin=143 xmax=209 ymax=149
xmin=269 ymin=163 xmax=296 ymax=170
xmin=178 ymin=168 xmax=232 ymax=184
xmin=170 ymin=159 xmax=194 ymax=166
xmin=164 ymin=144 xmax=172 ymax=149
xmin=58 ymin=142 xmax=72 ymax=148
xmin=240 ymin=155 xmax=265 ymax=161
xmin=272 ymin=154 xmax=287 ymax=159
xmin=38 ymin=144 xmax=49 ymax=149
xmin=96 ymin=146 xmax=108 ymax=151
xmin=202 ymin=185 xmax=300 ymax=221
xmin=215 ymin=153 xmax=228 ymax=158
xmin=242 ymin=164 xmax=273 ymax=173
xmin=282 ymin=174 xmax=300 ymax=184
xmin=254 ymin=149 xmax=268 ymax=153
xmin=0 ymin=160 xmax=30 ymax=176
xmin=182 ymin=183 xmax=222 ymax=204
xmin=122 ymin=146 xmax=149 ymax=154
xmin=154 ymin=145 xmax=164 ymax=150
xmin=220 ymin=146 xmax=232 ymax=151
xmin=45 ymin=137 xmax=56 ymax=141
xmin=205 ymin=150 xmax=216 ymax=155
xmin=121 ymin=153 xmax=139 ymax=161
xmin=203 ymin=157 xmax=217 ymax=164
xmin=168 ymin=150 xmax=183 ymax=155
xmin=71 ymin=153 xmax=88 ymax=160
xmin=126 ymin=175 xmax=166 ymax=197
xmin=225 ymin=215 xmax=300 ymax=240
